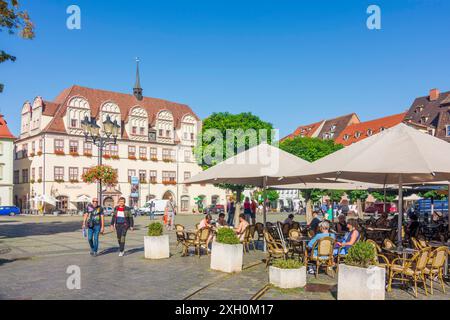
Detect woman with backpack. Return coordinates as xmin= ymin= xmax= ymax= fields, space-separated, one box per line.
xmin=82 ymin=198 xmax=105 ymax=257
xmin=111 ymin=197 xmax=134 ymax=257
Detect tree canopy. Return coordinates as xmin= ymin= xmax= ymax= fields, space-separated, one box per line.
xmin=1 ymin=0 xmax=34 ymax=92
xmin=195 ymin=112 xmax=274 ymax=193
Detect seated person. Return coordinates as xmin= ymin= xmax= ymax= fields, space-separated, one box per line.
xmin=199 ymin=214 xmax=214 ymax=251
xmin=335 ymin=214 xmax=349 ymax=233
xmin=432 ymin=211 xmax=444 ymax=224
xmin=284 ymin=214 xmax=295 ymax=226
xmin=405 ymin=213 xmax=420 ymax=239
xmin=375 ymin=212 xmax=390 ymax=228
xmin=334 ymin=219 xmax=360 ymax=256
xmin=307 ymin=221 xmax=336 ymax=253
xmin=308 ymin=211 xmax=322 ymax=235
xmin=235 ymin=214 xmax=250 ymax=241
xmin=216 ymin=213 xmax=228 ymax=227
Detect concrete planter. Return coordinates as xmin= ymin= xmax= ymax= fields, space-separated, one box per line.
xmin=337 ymin=264 xmax=385 ymax=300
xmin=269 ymin=266 xmax=307 ymax=289
xmin=210 ymin=242 xmax=243 ymax=273
xmin=144 ymin=235 xmax=170 ymax=259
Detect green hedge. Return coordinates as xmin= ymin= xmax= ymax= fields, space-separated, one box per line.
xmin=272 ymin=259 xmax=304 ymax=269
xmin=344 ymin=241 xmax=376 ymax=268
xmin=147 ymin=222 xmax=163 ymax=237
xmin=216 ymin=228 xmax=240 ymax=245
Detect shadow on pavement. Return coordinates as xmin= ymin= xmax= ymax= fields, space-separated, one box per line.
xmin=0 ymin=221 xmax=82 ymax=239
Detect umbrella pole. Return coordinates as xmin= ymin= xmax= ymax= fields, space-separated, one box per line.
xmin=397 ymin=175 xmax=403 ymax=248
xmin=448 ymin=182 xmax=450 ymax=234
xmin=263 ymin=176 xmax=268 ymax=253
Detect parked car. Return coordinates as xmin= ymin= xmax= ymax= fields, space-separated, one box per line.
xmin=139 ymin=200 xmax=169 ymax=216
xmin=204 ymin=204 xmax=225 ymax=215
xmin=0 ymin=206 xmax=20 ymax=216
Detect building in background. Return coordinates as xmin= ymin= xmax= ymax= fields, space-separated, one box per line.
xmin=0 ymin=115 xmax=15 ymax=206
xmin=335 ymin=112 xmax=407 ymax=146
xmin=404 ymin=88 xmax=450 ymax=142
xmin=13 ymin=78 xmax=225 ymax=214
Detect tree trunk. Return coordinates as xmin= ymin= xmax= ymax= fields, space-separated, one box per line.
xmin=234 ymin=189 xmax=242 ymax=227
xmin=357 ymin=199 xmax=363 ymax=219
xmin=306 ymin=199 xmax=313 ymax=224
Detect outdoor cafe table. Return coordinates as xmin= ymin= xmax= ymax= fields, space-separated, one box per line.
xmin=384 ymin=247 xmax=418 ymax=267
xmin=365 ymin=227 xmax=392 ymax=242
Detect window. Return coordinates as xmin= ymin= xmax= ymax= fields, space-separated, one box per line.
xmin=39 ymin=139 xmax=43 ymax=153
xmin=184 ymin=150 xmax=191 ymax=162
xmin=354 ymin=131 xmax=361 ymax=139
xmin=31 ymin=142 xmax=36 ymax=154
xmin=330 ymin=125 xmax=337 ymax=132
xmin=110 ymin=144 xmax=118 ymax=157
xmin=31 ymin=168 xmax=35 ymax=181
xmin=140 ymin=127 xmax=145 ymax=135
xmin=54 ymin=167 xmax=64 ymax=181
xmin=183 ymin=132 xmax=188 ymax=140
xmin=367 ymin=129 xmax=373 ymax=136
xmin=22 ymin=144 xmax=28 ymax=157
xmin=150 ymin=147 xmax=157 ymax=160
xmin=162 ymin=171 xmax=176 ymax=183
xmin=190 ymin=133 xmax=194 ymax=141
xmin=69 ymin=167 xmax=79 ymax=181
xmin=343 ymin=134 xmax=349 ymax=141
xmin=446 ymin=125 xmax=450 ymax=137
xmin=158 ymin=129 xmax=163 ymax=136
xmin=83 ymin=167 xmax=89 ymax=176
xmin=54 ymin=139 xmax=64 ymax=153
xmin=139 ymin=147 xmax=147 ymax=159
xmin=69 ymin=140 xmax=79 ymax=154
xmin=181 ymin=196 xmax=189 ymax=212
xmin=132 ymin=126 xmax=137 ymax=135
xmin=22 ymin=169 xmax=29 ymax=183
xmin=149 ymin=130 xmax=157 ymax=141
xmin=166 ymin=130 xmax=171 ymax=138
xmin=70 ymin=118 xmax=78 ymax=128
xmin=139 ymin=170 xmax=146 ymax=183
xmin=84 ymin=142 xmax=92 ymax=155
xmin=163 ymin=149 xmax=175 ymax=161
xmin=184 ymin=172 xmax=191 ymax=181
xmin=128 ymin=146 xmax=136 ymax=158
xmin=149 ymin=170 xmax=157 ymax=183
xmin=38 ymin=167 xmax=43 ymax=180
xmin=14 ymin=170 xmax=20 ymax=184
xmin=128 ymin=169 xmax=136 ymax=183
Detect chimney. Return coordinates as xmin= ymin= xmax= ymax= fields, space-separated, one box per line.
xmin=429 ymin=88 xmax=440 ymax=101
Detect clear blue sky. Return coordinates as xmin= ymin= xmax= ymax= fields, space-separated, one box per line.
xmin=1 ymin=0 xmax=450 ymax=137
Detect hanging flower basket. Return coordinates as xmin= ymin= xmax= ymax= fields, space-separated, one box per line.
xmin=82 ymin=165 xmax=118 ymax=185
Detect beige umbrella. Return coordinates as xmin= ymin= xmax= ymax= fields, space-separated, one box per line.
xmin=185 ymin=142 xmax=327 ymax=226
xmin=285 ymin=123 xmax=450 ymax=246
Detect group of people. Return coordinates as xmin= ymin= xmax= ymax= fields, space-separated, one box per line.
xmin=226 ymin=196 xmax=265 ymax=227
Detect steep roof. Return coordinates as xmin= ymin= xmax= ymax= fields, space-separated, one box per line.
xmin=281 ymin=121 xmax=324 ymax=141
xmin=335 ymin=112 xmax=407 ymax=146
xmin=43 ymin=85 xmax=199 ymax=134
xmin=404 ymin=90 xmax=450 ymax=128
xmin=0 ymin=115 xmax=16 ymax=139
xmin=317 ymin=113 xmax=360 ymax=139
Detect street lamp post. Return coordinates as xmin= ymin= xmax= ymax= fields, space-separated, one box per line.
xmin=81 ymin=115 xmax=120 ymax=205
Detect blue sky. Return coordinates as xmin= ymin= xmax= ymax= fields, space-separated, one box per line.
xmin=1 ymin=0 xmax=450 ymax=137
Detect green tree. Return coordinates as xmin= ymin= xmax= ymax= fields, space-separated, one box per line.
xmin=194 ymin=112 xmax=274 ymax=222
xmin=371 ymin=191 xmax=397 ymax=203
xmin=279 ymin=136 xmax=344 ymax=222
xmin=0 ymin=0 xmax=34 ymax=92
xmin=326 ymin=190 xmax=345 ymax=203
xmin=347 ymin=190 xmax=369 ymax=219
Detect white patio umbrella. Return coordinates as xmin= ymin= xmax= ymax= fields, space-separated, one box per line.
xmin=285 ymin=123 xmax=450 ymax=246
xmin=185 ymin=142 xmax=326 ymax=226
xmin=72 ymin=195 xmax=92 ymax=203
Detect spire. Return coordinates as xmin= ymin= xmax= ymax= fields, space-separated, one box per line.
xmin=133 ymin=57 xmax=143 ymax=101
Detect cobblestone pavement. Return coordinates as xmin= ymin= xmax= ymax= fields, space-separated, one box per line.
xmin=0 ymin=214 xmax=448 ymax=300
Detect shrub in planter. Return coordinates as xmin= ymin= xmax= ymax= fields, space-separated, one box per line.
xmin=211 ymin=228 xmax=243 ymax=273
xmin=144 ymin=222 xmax=169 ymax=259
xmin=338 ymin=241 xmax=385 ymax=300
xmin=270 ymin=259 xmax=306 ymax=289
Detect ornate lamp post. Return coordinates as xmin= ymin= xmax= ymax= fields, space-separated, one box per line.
xmin=81 ymin=115 xmax=120 ymax=204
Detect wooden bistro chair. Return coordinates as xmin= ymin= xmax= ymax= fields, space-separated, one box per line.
xmin=288 ymin=229 xmax=303 ymax=260
xmin=241 ymin=226 xmax=254 ymax=253
xmin=264 ymin=230 xmax=288 ymax=268
xmin=175 ymin=224 xmax=186 ymax=252
xmin=194 ymin=228 xmax=211 ymax=258
xmin=410 ymin=237 xmax=423 ymax=250
xmin=366 ymin=239 xmax=390 ymax=274
xmin=254 ymin=223 xmax=265 ymax=243
xmin=388 ymin=247 xmax=432 ymax=298
xmin=307 ymin=236 xmax=336 ymax=278
xmin=423 ymin=246 xmax=448 ymax=295
xmin=291 ymin=222 xmax=300 ymax=230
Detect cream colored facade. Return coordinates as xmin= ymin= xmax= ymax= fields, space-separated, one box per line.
xmin=0 ymin=138 xmax=14 ymax=206
xmin=13 ymin=89 xmax=226 ymax=213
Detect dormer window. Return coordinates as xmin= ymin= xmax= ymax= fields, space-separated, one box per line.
xmin=70 ymin=119 xmax=78 ymax=128
xmin=367 ymin=129 xmax=373 ymax=136
xmin=415 ymin=105 xmax=424 ymax=113
xmin=354 ymin=131 xmax=361 ymax=139
xmin=330 ymin=125 xmax=337 ymax=132
xmin=140 ymin=127 xmax=145 ymax=135
xmin=420 ymin=116 xmax=429 ymax=124
xmin=380 ymin=127 xmax=386 ymax=132
xmin=343 ymin=134 xmax=349 ymax=141
xmin=132 ymin=126 xmax=137 ymax=135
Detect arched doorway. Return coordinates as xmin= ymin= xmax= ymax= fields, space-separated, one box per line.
xmin=56 ymin=195 xmax=69 ymax=213
xmin=162 ymin=191 xmax=175 ymax=201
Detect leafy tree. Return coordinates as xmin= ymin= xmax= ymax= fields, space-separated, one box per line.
xmin=326 ymin=190 xmax=345 ymax=203
xmin=279 ymin=136 xmax=343 ymax=222
xmin=419 ymin=190 xmax=447 ymax=201
xmin=0 ymin=0 xmax=34 ymax=92
xmin=194 ymin=112 xmax=274 ymax=223
xmin=347 ymin=190 xmax=369 ymax=202
xmin=371 ymin=191 xmax=397 ymax=203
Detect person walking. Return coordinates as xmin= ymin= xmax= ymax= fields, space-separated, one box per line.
xmin=243 ymin=197 xmax=252 ymax=223
xmin=149 ymin=200 xmax=155 ymax=220
xmin=111 ymin=197 xmax=134 ymax=257
xmin=251 ymin=198 xmax=257 ymax=225
xmin=165 ymin=196 xmax=176 ymax=231
xmin=227 ymin=196 xmax=236 ymax=227
xmin=82 ymin=198 xmax=104 ymax=256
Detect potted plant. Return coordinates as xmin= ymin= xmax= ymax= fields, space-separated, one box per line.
xmin=211 ymin=228 xmax=243 ymax=273
xmin=337 ymin=241 xmax=385 ymax=300
xmin=144 ymin=222 xmax=170 ymax=260
xmin=269 ymin=259 xmax=306 ymax=289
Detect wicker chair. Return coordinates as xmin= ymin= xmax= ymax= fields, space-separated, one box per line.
xmin=264 ymin=230 xmax=288 ymax=268
xmin=366 ymin=239 xmax=390 ymax=272
xmin=194 ymin=228 xmax=211 ymax=258
xmin=410 ymin=237 xmax=423 ymax=250
xmin=195 ymin=223 xmax=200 ymax=230
xmin=387 ymin=247 xmax=432 ymax=298
xmin=175 ymin=224 xmax=186 ymax=252
xmin=291 ymin=222 xmax=300 ymax=230
xmin=288 ymin=229 xmax=303 ymax=259
xmin=282 ymin=223 xmax=291 ymax=237
xmin=241 ymin=226 xmax=254 ymax=253
xmin=423 ymin=246 xmax=448 ymax=294
xmin=255 ymin=223 xmax=264 ymax=242
xmin=307 ymin=236 xmax=336 ymax=278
